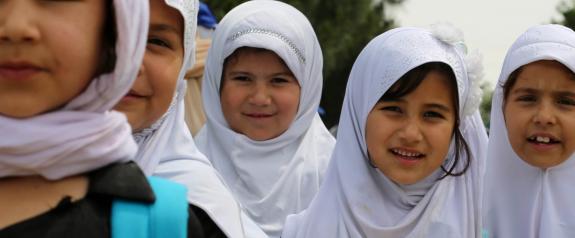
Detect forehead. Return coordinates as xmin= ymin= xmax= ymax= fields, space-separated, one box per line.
xmin=149 ymin=0 xmax=184 ymax=35
xmin=225 ymin=48 xmax=291 ymax=71
xmin=516 ymin=60 xmax=575 ymax=88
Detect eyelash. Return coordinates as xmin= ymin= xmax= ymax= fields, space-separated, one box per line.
xmin=516 ymin=95 xmax=537 ymax=103
xmin=423 ymin=111 xmax=445 ymax=119
xmin=271 ymin=77 xmax=290 ymax=84
xmin=557 ymin=97 xmax=575 ymax=106
xmin=231 ymin=76 xmax=251 ymax=82
xmin=380 ymin=106 xmax=445 ymax=119
xmin=381 ymin=106 xmax=402 ymax=113
xmin=147 ymin=37 xmax=171 ymax=49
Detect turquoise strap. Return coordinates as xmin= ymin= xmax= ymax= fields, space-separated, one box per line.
xmin=482 ymin=229 xmax=489 ymax=238
xmin=112 ymin=176 xmax=188 ymax=238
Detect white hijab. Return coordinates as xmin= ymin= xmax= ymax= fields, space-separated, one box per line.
xmin=195 ymin=1 xmax=336 ymax=237
xmin=282 ymin=25 xmax=488 ymax=238
xmin=130 ymin=1 xmax=266 ymax=237
xmin=482 ymin=24 xmax=575 ymax=238
xmin=0 ymin=0 xmax=148 ymax=180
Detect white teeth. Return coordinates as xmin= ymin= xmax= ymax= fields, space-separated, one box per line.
xmin=392 ymin=149 xmax=422 ymax=157
xmin=536 ymin=136 xmax=551 ymax=143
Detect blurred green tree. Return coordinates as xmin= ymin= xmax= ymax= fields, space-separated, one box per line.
xmin=479 ymin=83 xmax=493 ymax=132
xmin=205 ymin=0 xmax=404 ymax=127
xmin=556 ymin=0 xmax=575 ymax=29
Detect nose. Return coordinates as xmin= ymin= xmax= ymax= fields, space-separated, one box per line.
xmin=398 ymin=119 xmax=423 ymax=144
xmin=0 ymin=1 xmax=41 ymax=43
xmin=247 ymin=83 xmax=272 ymax=107
xmin=532 ymin=101 xmax=556 ymax=126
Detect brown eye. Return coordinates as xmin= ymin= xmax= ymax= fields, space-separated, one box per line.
xmin=271 ymin=77 xmax=289 ymax=84
xmin=423 ymin=111 xmax=445 ymax=119
xmin=516 ymin=95 xmax=536 ymax=103
xmin=147 ymin=38 xmax=170 ymax=48
xmin=381 ymin=106 xmax=402 ymax=113
xmin=557 ymin=97 xmax=575 ymax=106
xmin=232 ymin=76 xmax=250 ymax=82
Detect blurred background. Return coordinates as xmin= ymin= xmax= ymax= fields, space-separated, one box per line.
xmin=203 ymin=0 xmax=575 ymax=131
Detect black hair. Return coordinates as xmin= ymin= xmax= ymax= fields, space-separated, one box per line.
xmin=501 ymin=66 xmax=523 ymax=105
xmin=376 ymin=62 xmax=472 ymax=178
xmin=94 ymin=0 xmax=117 ymax=76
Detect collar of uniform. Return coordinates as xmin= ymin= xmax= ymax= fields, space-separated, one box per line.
xmin=88 ymin=162 xmax=155 ymax=203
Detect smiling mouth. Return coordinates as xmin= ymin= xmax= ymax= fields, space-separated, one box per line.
xmin=527 ymin=135 xmax=560 ymax=145
xmin=244 ymin=113 xmax=274 ymax=118
xmin=390 ymin=148 xmax=425 ymax=160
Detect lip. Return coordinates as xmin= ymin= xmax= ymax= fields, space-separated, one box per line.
xmin=0 ymin=62 xmax=45 ymax=81
xmin=527 ymin=132 xmax=559 ymax=141
xmin=119 ymin=90 xmax=148 ymax=102
xmin=243 ymin=112 xmax=275 ymax=118
xmin=526 ymin=132 xmax=561 ymax=152
xmin=389 ymin=147 xmax=425 ymax=167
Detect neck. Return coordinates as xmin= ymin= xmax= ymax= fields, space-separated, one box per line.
xmin=0 ymin=175 xmax=88 ymax=229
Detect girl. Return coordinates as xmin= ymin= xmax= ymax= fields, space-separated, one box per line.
xmin=196 ymin=1 xmax=336 ymax=237
xmin=483 ymin=24 xmax=575 ymax=237
xmin=282 ymin=25 xmax=487 ymax=238
xmin=0 ymin=0 xmax=204 ymax=237
xmin=113 ymin=0 xmax=266 ymax=237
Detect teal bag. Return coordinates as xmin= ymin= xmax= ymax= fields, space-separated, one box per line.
xmin=112 ymin=176 xmax=188 ymax=238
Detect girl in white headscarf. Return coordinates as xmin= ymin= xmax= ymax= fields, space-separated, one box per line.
xmin=282 ymin=25 xmax=487 ymax=238
xmin=0 ymin=0 xmax=156 ymax=236
xmin=113 ymin=0 xmax=266 ymax=237
xmin=482 ymin=24 xmax=575 ymax=238
xmin=195 ymin=1 xmax=336 ymax=237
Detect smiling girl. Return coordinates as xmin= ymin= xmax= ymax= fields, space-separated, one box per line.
xmin=483 ymin=24 xmax=575 ymax=238
xmin=113 ymin=0 xmax=266 ymax=237
xmin=195 ymin=1 xmax=336 ymax=237
xmin=0 ymin=0 xmax=150 ymax=236
xmin=282 ymin=25 xmax=488 ymax=238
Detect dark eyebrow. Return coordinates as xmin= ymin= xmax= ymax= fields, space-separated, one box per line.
xmin=380 ymin=98 xmax=405 ymax=103
xmin=271 ymin=71 xmax=295 ymax=77
xmin=426 ymin=103 xmax=452 ymax=113
xmin=511 ymin=87 xmax=539 ymax=95
xmin=228 ymin=70 xmax=252 ymax=75
xmin=555 ymin=91 xmax=575 ymax=98
xmin=149 ymin=23 xmax=181 ymax=35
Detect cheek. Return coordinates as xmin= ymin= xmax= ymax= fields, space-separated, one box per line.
xmin=277 ymin=87 xmax=301 ymax=116
xmin=429 ymin=124 xmax=454 ymax=152
xmin=503 ymin=106 xmax=528 ymax=143
xmin=364 ymin=113 xmax=392 ymax=157
xmin=220 ymin=84 xmax=244 ymax=115
xmin=561 ymin=114 xmax=575 ymax=153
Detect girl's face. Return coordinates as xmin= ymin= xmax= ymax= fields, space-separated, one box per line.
xmin=114 ymin=0 xmax=184 ymax=132
xmin=0 ymin=0 xmax=106 ymax=118
xmin=365 ymin=71 xmax=456 ymax=185
xmin=504 ymin=60 xmax=575 ymax=168
xmin=220 ymin=48 xmax=301 ymax=141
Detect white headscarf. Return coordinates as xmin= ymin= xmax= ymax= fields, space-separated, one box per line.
xmin=0 ymin=0 xmax=148 ymax=180
xmin=282 ymin=25 xmax=488 ymax=238
xmin=482 ymin=24 xmax=575 ymax=238
xmin=195 ymin=1 xmax=336 ymax=237
xmin=129 ymin=1 xmax=266 ymax=237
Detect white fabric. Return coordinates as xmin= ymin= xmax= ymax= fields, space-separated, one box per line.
xmin=195 ymin=1 xmax=336 ymax=237
xmin=130 ymin=1 xmax=267 ymax=237
xmin=482 ymin=24 xmax=575 ymax=238
xmin=282 ymin=26 xmax=488 ymax=238
xmin=0 ymin=0 xmax=148 ymax=180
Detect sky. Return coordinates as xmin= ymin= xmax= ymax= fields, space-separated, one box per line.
xmin=389 ymin=0 xmax=567 ymax=89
